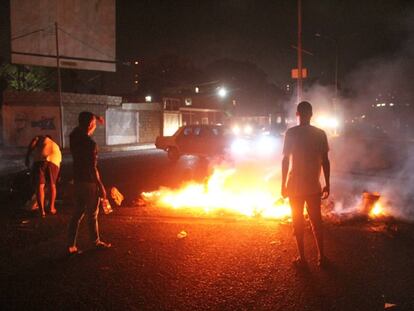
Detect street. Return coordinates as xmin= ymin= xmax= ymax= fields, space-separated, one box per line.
xmin=0 ymin=150 xmax=413 ymax=310
xmin=2 ymin=0 xmax=413 ymax=309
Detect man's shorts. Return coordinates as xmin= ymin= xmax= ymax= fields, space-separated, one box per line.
xmin=289 ymin=194 xmax=322 ymax=233
xmin=32 ymin=161 xmax=60 ymax=185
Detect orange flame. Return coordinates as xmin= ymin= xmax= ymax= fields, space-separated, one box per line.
xmin=369 ymin=202 xmax=386 ymax=218
xmin=142 ymin=165 xmax=291 ymax=219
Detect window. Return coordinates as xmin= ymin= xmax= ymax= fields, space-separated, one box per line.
xmin=193 ymin=127 xmax=201 ymax=136
xmin=211 ymin=127 xmax=220 ymax=136
xmin=183 ymin=127 xmax=192 ymax=136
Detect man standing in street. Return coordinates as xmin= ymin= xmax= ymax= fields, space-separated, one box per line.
xmin=281 ymin=101 xmax=330 ymax=268
xmin=67 ymin=111 xmax=111 ymax=254
xmin=25 ymin=135 xmax=62 ymax=217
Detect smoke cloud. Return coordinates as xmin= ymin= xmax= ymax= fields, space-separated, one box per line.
xmin=283 ymin=6 xmax=414 ymax=221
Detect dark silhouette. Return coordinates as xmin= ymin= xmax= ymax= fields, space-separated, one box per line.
xmin=67 ymin=111 xmax=111 ymax=254
xmin=281 ymin=101 xmax=330 ymax=268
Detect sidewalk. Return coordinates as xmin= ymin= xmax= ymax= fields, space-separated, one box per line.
xmin=0 ymin=143 xmax=156 ymax=176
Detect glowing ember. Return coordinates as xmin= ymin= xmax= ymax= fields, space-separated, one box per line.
xmin=142 ymin=165 xmax=291 ymax=219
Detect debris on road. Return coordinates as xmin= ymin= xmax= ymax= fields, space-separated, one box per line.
xmin=270 ymin=240 xmax=281 ymax=246
xmin=100 ymin=198 xmax=113 ymax=214
xmin=362 ymin=191 xmax=381 ymax=214
xmin=177 ymin=230 xmax=188 ymax=239
xmin=110 ymin=187 xmax=124 ymax=206
xmin=24 ymin=194 xmax=38 ymax=211
xmin=133 ymin=196 xmax=147 ymax=207
xmin=384 ymin=302 xmax=397 ymax=309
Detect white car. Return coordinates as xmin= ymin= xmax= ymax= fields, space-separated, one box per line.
xmin=155 ymin=124 xmax=230 ymax=161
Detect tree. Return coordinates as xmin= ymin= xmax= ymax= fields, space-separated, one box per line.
xmin=204 ymin=59 xmax=284 ymax=115
xmin=204 ymin=58 xmax=268 ymax=89
xmin=138 ymin=54 xmax=204 ymax=96
xmin=0 ymin=63 xmax=55 ymax=91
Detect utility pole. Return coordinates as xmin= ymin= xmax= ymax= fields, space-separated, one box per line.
xmin=297 ymin=0 xmax=303 ymax=103
xmin=334 ymin=39 xmax=338 ymax=104
xmin=55 ymin=22 xmax=64 ymax=147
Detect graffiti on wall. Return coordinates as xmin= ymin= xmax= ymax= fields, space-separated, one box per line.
xmin=13 ymin=112 xmax=29 ymax=134
xmin=3 ymin=106 xmax=61 ymax=146
xmin=31 ymin=117 xmax=56 ymax=130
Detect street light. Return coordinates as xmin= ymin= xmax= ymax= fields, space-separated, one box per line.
xmin=217 ymin=87 xmax=228 ymax=98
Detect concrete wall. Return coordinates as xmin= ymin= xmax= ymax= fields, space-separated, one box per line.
xmin=2 ymin=104 xmax=62 ymax=147
xmin=61 ymin=91 xmax=120 ymax=147
xmin=2 ymin=91 xmax=161 ymax=148
xmin=63 ymin=103 xmax=107 ymax=147
xmin=122 ymin=102 xmax=162 ymax=144
xmin=2 ymin=91 xmax=63 ymax=146
xmin=139 ymin=110 xmax=162 ymax=143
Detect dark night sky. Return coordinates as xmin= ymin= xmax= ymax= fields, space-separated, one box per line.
xmin=116 ymin=0 xmax=413 ymax=86
xmin=1 ymin=0 xmax=413 ymax=88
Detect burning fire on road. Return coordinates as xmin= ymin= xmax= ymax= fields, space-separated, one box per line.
xmin=369 ymin=202 xmax=386 ymax=218
xmin=140 ymin=162 xmax=392 ymax=222
xmin=363 ymin=192 xmax=388 ymax=218
xmin=142 ymin=164 xmax=291 ymax=220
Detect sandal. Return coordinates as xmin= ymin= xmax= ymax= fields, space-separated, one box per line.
xmin=95 ymin=241 xmax=112 ymax=249
xmin=68 ymin=246 xmax=79 ymax=255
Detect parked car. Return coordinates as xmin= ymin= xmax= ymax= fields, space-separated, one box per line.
xmin=155 ymin=124 xmax=230 ymax=161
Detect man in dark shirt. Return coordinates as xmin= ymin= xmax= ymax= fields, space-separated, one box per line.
xmin=67 ymin=111 xmax=111 ymax=254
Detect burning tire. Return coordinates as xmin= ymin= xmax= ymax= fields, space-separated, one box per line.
xmin=167 ymin=147 xmax=180 ymax=161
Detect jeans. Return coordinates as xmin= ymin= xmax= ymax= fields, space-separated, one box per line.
xmin=68 ymin=182 xmax=100 ymax=247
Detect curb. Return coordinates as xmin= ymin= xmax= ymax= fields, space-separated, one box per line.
xmin=0 ymin=144 xmax=157 ymax=177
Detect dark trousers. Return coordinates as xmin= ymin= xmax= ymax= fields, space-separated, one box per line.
xmin=68 ymin=182 xmax=100 ymax=247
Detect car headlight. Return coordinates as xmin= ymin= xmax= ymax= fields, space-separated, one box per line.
xmin=256 ymin=136 xmax=279 ymax=155
xmin=232 ymin=125 xmax=241 ymax=135
xmin=243 ymin=125 xmax=253 ymax=135
xmin=231 ymin=138 xmax=250 ymax=155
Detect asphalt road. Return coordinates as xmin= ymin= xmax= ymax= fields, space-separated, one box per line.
xmin=1 ymin=150 xmax=413 ymax=310
xmin=58 ymin=149 xmax=213 ymax=205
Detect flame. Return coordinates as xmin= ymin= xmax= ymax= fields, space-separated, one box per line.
xmin=142 ymin=165 xmax=291 ymax=220
xmin=369 ymin=202 xmax=386 ymax=218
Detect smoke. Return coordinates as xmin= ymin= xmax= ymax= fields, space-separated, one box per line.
xmin=344 ymin=4 xmax=414 ymax=114
xmin=334 ymin=7 xmax=414 ymax=221
xmin=285 ymin=84 xmax=337 ymax=118
xmin=377 ymin=144 xmax=414 ymax=220
xmin=282 ymin=7 xmax=414 ymax=221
